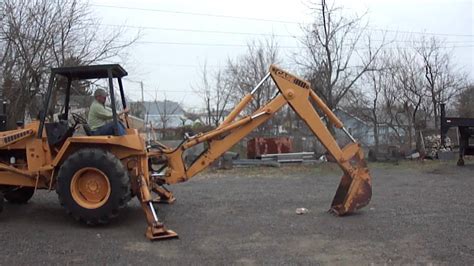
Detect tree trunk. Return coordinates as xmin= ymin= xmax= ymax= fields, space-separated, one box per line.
xmin=373 ymin=123 xmax=379 ymax=153
xmin=433 ymin=100 xmax=439 ymax=130
xmin=6 ymin=98 xmax=27 ymax=129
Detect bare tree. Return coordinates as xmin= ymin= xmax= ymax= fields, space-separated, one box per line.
xmin=350 ymin=40 xmax=466 ymax=151
xmin=416 ymin=36 xmax=467 ymax=129
xmin=152 ymin=95 xmax=182 ymax=139
xmin=225 ymin=37 xmax=280 ymax=112
xmin=192 ymin=62 xmax=233 ymax=127
xmin=381 ymin=80 xmax=411 ymax=147
xmin=223 ymin=37 xmax=281 ymax=133
xmin=296 ymin=0 xmax=384 ymax=133
xmin=393 ymin=46 xmax=430 ymax=150
xmin=455 ymin=85 xmax=474 ymax=117
xmin=346 ymin=51 xmax=393 ymax=152
xmin=348 ymin=47 xmax=427 ymax=150
xmin=0 ymin=0 xmax=137 ymax=128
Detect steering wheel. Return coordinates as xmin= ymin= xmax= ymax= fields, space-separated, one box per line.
xmin=71 ymin=113 xmax=88 ymax=125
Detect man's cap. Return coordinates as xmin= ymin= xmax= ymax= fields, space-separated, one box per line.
xmin=94 ymin=88 xmax=109 ymax=97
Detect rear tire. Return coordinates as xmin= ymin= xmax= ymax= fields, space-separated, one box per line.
xmin=56 ymin=148 xmax=131 ymax=225
xmin=4 ymin=187 xmax=34 ymax=204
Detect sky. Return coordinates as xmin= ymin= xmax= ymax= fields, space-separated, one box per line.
xmin=90 ymin=0 xmax=474 ymax=110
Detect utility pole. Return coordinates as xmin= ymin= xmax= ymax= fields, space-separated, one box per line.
xmin=140 ymin=81 xmax=144 ymax=104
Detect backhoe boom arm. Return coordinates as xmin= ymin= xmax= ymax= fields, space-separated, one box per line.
xmin=153 ymin=65 xmax=372 ymax=216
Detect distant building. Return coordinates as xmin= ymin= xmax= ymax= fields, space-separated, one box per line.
xmin=334 ymin=109 xmax=372 ymax=145
xmin=334 ymin=108 xmax=407 ymax=147
xmin=140 ymin=100 xmax=189 ymax=129
xmin=191 ymin=109 xmax=231 ymax=127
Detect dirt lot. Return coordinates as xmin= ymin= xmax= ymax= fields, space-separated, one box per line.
xmin=0 ymin=160 xmax=473 ymax=265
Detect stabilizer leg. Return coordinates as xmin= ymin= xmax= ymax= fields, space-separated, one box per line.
xmin=138 ymin=176 xmax=178 ymax=240
xmin=141 ymin=201 xmax=178 ymax=240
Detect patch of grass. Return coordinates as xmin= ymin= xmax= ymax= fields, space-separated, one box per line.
xmin=194 ymin=162 xmax=342 ymax=180
xmin=368 ymin=160 xmax=456 ymax=172
xmin=192 ymin=160 xmax=461 ymax=180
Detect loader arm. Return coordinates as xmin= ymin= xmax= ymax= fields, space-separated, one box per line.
xmin=152 ymin=65 xmax=372 ymax=216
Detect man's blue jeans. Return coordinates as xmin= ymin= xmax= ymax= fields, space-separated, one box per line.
xmin=92 ymin=122 xmax=126 ymax=136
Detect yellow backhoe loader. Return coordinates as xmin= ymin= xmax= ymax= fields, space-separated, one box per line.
xmin=0 ymin=64 xmax=371 ymax=240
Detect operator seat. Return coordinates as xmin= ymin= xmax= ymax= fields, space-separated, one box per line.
xmin=45 ymin=120 xmax=74 ymax=148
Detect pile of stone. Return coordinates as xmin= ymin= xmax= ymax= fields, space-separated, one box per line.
xmin=424 ymin=134 xmax=452 ymax=159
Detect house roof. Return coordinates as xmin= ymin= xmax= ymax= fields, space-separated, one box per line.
xmin=334 ymin=108 xmax=370 ymax=126
xmin=141 ymin=101 xmax=184 ymax=115
xmin=336 ymin=106 xmax=411 ymax=127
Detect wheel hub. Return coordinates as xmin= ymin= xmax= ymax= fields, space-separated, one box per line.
xmin=70 ymin=167 xmax=111 ymax=209
xmin=86 ymin=180 xmax=99 ymax=193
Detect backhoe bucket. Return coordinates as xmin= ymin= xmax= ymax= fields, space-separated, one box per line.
xmin=329 ymin=154 xmax=372 ymax=215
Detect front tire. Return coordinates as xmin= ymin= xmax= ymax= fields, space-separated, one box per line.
xmin=56 ymin=148 xmax=131 ymax=225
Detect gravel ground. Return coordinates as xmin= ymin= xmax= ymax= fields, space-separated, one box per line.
xmin=0 ymin=161 xmax=473 ymax=265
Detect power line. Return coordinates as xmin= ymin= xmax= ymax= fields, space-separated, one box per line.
xmin=366 ymin=27 xmax=474 ymax=38
xmin=91 ymin=4 xmax=300 ymax=24
xmin=11 ymin=27 xmax=474 ymax=50
xmin=102 ymin=23 xmax=297 ymax=38
xmin=132 ymin=40 xmax=299 ymax=48
xmin=101 ymin=23 xmax=474 ymax=42
xmin=142 ymin=89 xmax=195 ymax=93
xmin=130 ymin=37 xmax=474 ymax=46
xmin=121 ymin=79 xmax=196 ymax=93
xmin=125 ymin=40 xmax=474 ymax=50
xmin=134 ymin=63 xmax=222 ymax=68
xmin=127 ymin=89 xmax=197 ymax=94
xmin=92 ymin=4 xmax=474 ymax=38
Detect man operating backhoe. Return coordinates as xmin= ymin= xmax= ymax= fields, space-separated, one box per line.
xmin=88 ymin=88 xmax=129 ymax=135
